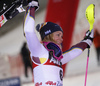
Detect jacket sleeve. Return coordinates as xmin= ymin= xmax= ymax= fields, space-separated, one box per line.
xmin=61 ymin=42 xmax=88 ymax=65
xmin=23 ymin=7 xmax=47 ymax=57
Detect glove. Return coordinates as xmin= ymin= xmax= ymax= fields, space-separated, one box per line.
xmin=22 ymin=0 xmax=39 ymax=11
xmin=28 ymin=0 xmax=39 ymax=11
xmin=81 ymin=29 xmax=94 ymax=48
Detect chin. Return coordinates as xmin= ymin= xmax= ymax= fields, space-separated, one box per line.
xmin=58 ymin=44 xmax=62 ymax=50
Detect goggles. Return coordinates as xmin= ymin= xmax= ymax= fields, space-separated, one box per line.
xmin=43 ymin=42 xmax=63 ymax=61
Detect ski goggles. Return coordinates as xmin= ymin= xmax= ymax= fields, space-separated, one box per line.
xmin=43 ymin=42 xmax=63 ymax=61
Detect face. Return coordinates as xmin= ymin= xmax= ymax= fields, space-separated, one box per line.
xmin=52 ymin=31 xmax=63 ymax=46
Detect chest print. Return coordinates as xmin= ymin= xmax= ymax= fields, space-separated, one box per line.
xmin=50 ymin=56 xmax=61 ymax=66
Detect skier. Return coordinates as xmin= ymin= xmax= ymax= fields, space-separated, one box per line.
xmin=23 ymin=0 xmax=94 ymax=86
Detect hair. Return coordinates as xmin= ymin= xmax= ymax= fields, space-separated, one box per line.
xmin=42 ymin=34 xmax=54 ymax=42
xmin=42 ymin=33 xmax=58 ymax=45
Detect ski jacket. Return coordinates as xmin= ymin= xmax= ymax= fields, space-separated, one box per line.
xmin=24 ymin=7 xmax=88 ymax=86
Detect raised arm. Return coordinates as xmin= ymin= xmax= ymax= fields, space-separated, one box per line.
xmin=61 ymin=30 xmax=94 ymax=64
xmin=23 ymin=1 xmax=46 ymax=57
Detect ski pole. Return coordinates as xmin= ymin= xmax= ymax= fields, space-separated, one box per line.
xmin=84 ymin=48 xmax=90 ymax=86
xmin=84 ymin=4 xmax=95 ymax=86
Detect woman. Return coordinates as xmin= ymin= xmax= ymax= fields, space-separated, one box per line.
xmin=24 ymin=0 xmax=94 ymax=86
